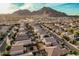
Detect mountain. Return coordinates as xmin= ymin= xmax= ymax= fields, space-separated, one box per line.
xmin=13 ymin=9 xmax=31 ymax=16
xmin=12 ymin=7 xmax=67 ymax=17
xmin=32 ymin=7 xmax=67 ymax=17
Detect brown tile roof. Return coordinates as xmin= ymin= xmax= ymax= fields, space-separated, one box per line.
xmin=45 ymin=46 xmax=68 ymax=56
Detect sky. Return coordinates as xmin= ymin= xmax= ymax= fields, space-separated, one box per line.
xmin=0 ymin=3 xmax=79 ymax=15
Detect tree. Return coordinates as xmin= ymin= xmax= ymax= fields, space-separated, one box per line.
xmin=68 ymin=28 xmax=74 ymax=34
xmin=6 ymin=45 xmax=11 ymax=51
xmin=70 ymin=40 xmax=77 ymax=45
xmin=62 ymin=35 xmax=70 ymax=41
xmin=0 ymin=32 xmax=4 ymax=41
xmin=70 ymin=50 xmax=78 ymax=55
xmin=75 ymin=31 xmax=79 ymax=36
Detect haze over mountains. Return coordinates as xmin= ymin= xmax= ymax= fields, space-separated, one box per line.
xmin=13 ymin=7 xmax=68 ymax=17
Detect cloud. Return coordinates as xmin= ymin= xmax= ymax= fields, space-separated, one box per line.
xmin=0 ymin=3 xmax=15 ymax=14
xmin=20 ymin=3 xmax=33 ymax=10
xmin=10 ymin=3 xmax=25 ymax=9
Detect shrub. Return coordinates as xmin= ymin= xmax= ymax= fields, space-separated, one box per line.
xmin=2 ymin=53 xmax=10 ymax=56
